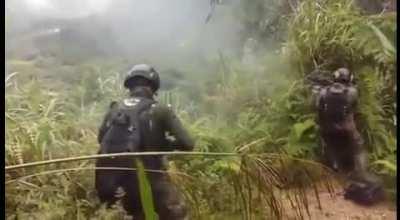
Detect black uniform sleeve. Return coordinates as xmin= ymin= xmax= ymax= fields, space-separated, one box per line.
xmin=97 ymin=111 xmax=111 ymax=144
xmin=162 ymin=107 xmax=195 ymax=151
xmin=316 ymin=87 xmax=327 ymax=110
xmin=315 ymin=88 xmax=327 ymax=125
xmin=97 ymin=101 xmax=118 ymax=144
xmin=347 ymin=86 xmax=358 ymax=109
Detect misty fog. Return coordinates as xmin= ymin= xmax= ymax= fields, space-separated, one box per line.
xmin=6 ymin=0 xmax=244 ymax=71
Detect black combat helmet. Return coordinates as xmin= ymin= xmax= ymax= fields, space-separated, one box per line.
xmin=333 ymin=68 xmax=353 ymax=84
xmin=124 ymin=64 xmax=160 ymax=92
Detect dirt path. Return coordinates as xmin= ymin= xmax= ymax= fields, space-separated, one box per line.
xmin=283 ymin=188 xmax=396 ymax=220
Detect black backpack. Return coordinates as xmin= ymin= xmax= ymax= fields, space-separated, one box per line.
xmin=100 ymin=97 xmax=156 ymax=154
xmin=320 ymin=83 xmax=351 ymax=122
xmin=344 ymin=180 xmax=385 ymax=206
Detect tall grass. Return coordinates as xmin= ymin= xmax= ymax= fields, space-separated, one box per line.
xmin=5 ymin=60 xmax=340 ymax=219
xmin=5 ymin=0 xmax=396 ymax=218
xmin=285 ymin=0 xmax=396 ymax=190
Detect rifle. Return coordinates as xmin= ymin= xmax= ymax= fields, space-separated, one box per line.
xmin=305 ymin=69 xmax=333 ymax=95
xmin=305 ymin=69 xmax=334 ymax=87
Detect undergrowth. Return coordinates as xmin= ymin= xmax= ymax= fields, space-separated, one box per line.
xmin=5 ymin=0 xmax=396 ymax=219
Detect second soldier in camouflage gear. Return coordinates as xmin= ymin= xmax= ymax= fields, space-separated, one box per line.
xmin=314 ymin=68 xmax=385 ymax=205
xmin=314 ymin=68 xmax=366 ymax=174
xmin=97 ymin=64 xmax=194 ymax=219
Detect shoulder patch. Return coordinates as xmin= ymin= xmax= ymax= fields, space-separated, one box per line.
xmin=319 ymin=87 xmax=327 ymax=96
xmin=123 ymin=98 xmax=140 ymax=107
xmin=329 ymin=83 xmax=346 ymax=94
xmin=333 ymin=70 xmax=340 ymax=79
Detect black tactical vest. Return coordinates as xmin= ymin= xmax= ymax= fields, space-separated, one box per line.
xmin=319 ymin=83 xmax=351 ymax=123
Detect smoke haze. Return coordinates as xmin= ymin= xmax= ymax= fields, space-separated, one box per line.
xmin=6 ymin=0 xmax=243 ymax=70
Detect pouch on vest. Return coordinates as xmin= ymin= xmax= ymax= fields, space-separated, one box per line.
xmin=100 ymin=97 xmax=156 ymax=154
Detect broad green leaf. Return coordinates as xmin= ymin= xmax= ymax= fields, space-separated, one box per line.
xmin=213 ymin=160 xmax=241 ymax=174
xmin=368 ymin=23 xmax=396 ymax=54
xmin=135 ymin=159 xmax=158 ymax=220
xmin=293 ymin=119 xmax=315 ymax=140
xmin=371 ymin=160 xmax=397 ymax=172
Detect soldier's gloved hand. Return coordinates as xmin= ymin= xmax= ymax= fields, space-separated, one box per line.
xmin=166 ymin=134 xmax=189 ymax=151
xmin=312 ymin=85 xmax=321 ymax=94
xmin=165 ymin=133 xmax=180 ymax=150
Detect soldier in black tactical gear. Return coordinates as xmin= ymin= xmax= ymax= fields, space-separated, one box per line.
xmin=314 ymin=68 xmax=364 ymax=173
xmin=312 ymin=68 xmax=384 ymax=205
xmin=96 ymin=64 xmax=194 ymax=219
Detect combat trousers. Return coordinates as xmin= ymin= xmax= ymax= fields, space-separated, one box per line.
xmin=320 ymin=120 xmax=367 ymax=174
xmin=123 ymin=172 xmax=189 ymax=220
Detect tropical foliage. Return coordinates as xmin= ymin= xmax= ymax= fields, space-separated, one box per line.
xmin=5 ymin=0 xmax=396 ymax=219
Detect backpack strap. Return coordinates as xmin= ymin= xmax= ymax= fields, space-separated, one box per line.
xmin=324 ymin=83 xmax=351 ymax=117
xmin=121 ymin=97 xmax=157 ymax=133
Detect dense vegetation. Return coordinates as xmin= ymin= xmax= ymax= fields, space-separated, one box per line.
xmin=5 ymin=0 xmax=396 ymax=219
